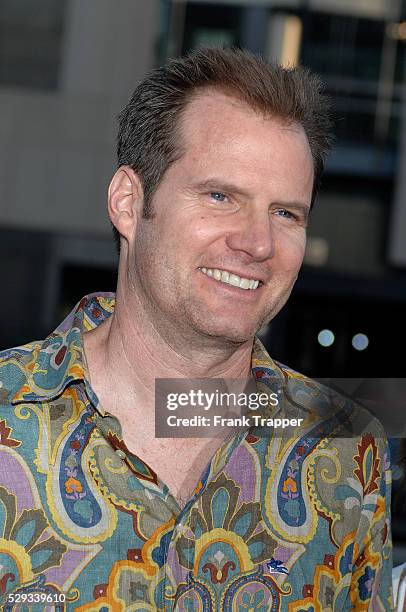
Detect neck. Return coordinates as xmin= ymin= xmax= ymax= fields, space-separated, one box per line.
xmin=83 ymin=282 xmax=254 ymax=417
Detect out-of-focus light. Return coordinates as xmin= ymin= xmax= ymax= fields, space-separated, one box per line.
xmin=304 ymin=236 xmax=329 ymax=267
xmin=352 ymin=333 xmax=369 ymax=351
xmin=318 ymin=329 xmax=335 ymax=347
xmin=266 ymin=14 xmax=302 ymax=68
xmin=386 ymin=21 xmax=406 ymax=41
xmin=280 ymin=15 xmax=302 ymax=68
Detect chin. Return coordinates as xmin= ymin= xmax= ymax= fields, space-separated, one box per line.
xmin=197 ymin=321 xmax=259 ymax=344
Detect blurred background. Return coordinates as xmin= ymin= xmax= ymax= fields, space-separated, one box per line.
xmin=0 ymin=0 xmax=405 ymax=562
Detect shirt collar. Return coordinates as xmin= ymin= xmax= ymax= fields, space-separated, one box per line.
xmin=11 ymin=292 xmax=115 ymax=405
xmin=11 ymin=292 xmax=284 ymax=405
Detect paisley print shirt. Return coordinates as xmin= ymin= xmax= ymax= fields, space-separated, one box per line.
xmin=0 ymin=293 xmax=393 ymax=611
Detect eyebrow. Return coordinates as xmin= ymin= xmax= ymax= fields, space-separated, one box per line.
xmin=191 ymin=178 xmax=310 ymax=220
xmin=192 ymin=178 xmax=252 ymax=198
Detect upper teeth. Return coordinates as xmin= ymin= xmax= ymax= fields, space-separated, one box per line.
xmin=199 ymin=267 xmax=260 ymax=290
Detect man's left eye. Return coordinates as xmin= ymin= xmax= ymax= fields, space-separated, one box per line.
xmin=210 ymin=192 xmax=228 ymax=203
xmin=276 ymin=209 xmax=295 ymax=219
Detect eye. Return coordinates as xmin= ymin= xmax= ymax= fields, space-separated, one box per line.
xmin=210 ymin=192 xmax=228 ymax=203
xmin=275 ymin=209 xmax=296 ymax=220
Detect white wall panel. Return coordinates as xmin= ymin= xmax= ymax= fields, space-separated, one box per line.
xmin=0 ymin=0 xmax=160 ymax=235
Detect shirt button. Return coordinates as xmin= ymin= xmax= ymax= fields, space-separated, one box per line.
xmin=115 ymin=449 xmax=126 ymax=459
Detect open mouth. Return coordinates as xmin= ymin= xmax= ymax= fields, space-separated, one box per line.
xmin=198 ymin=267 xmax=262 ymax=290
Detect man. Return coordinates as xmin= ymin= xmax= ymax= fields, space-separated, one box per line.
xmin=0 ymin=48 xmax=393 ymax=610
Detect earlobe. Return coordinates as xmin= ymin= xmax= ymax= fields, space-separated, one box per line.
xmin=108 ymin=166 xmax=143 ymax=243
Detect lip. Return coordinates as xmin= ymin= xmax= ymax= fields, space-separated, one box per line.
xmin=198 ymin=266 xmax=265 ymax=284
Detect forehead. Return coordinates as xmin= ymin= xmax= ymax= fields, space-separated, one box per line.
xmin=175 ymin=89 xmax=314 ymax=197
xmin=182 ymin=88 xmax=264 ymax=124
xmin=179 ymin=88 xmax=306 ymax=142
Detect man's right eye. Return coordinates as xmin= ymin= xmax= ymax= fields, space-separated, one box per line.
xmin=210 ymin=192 xmax=228 ymax=203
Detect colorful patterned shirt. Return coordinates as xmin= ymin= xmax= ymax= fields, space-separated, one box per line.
xmin=0 ymin=293 xmax=393 ymax=610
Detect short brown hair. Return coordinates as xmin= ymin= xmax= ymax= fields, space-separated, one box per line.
xmin=115 ymin=46 xmax=333 ymax=250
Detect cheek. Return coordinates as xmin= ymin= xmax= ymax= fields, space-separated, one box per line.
xmin=187 ymin=215 xmax=221 ymax=242
xmin=275 ymin=232 xmax=306 ymax=273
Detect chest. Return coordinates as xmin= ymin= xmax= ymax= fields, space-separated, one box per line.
xmin=125 ymin=435 xmax=223 ymax=507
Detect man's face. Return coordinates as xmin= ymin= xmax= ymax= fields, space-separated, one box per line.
xmin=130 ymin=90 xmax=314 ymax=345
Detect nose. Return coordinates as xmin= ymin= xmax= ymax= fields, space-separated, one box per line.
xmin=225 ymin=209 xmax=274 ymax=261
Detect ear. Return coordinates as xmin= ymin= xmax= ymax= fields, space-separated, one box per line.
xmin=108 ymin=166 xmax=143 ymax=245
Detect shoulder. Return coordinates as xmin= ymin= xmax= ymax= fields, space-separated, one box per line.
xmin=0 ymin=343 xmax=46 ymax=472
xmin=276 ymin=357 xmax=387 ymax=424
xmin=0 ymin=340 xmax=41 ymax=408
xmin=272 ymin=358 xmax=390 ymax=466
xmin=0 ymin=341 xmax=41 ymax=364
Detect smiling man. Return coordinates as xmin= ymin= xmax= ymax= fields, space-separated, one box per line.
xmin=122 ymin=92 xmax=313 ymax=345
xmin=0 ymin=48 xmax=393 ymax=610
